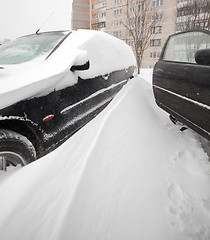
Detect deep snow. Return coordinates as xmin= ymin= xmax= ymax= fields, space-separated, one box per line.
xmin=0 ymin=72 xmax=210 ymax=240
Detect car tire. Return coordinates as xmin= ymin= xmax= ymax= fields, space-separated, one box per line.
xmin=0 ymin=129 xmax=36 ymax=170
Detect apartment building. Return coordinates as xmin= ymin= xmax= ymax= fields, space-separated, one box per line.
xmin=143 ymin=0 xmax=177 ymax=68
xmin=72 ymin=0 xmax=209 ymax=68
xmin=105 ymin=0 xmax=177 ymax=68
xmin=72 ymin=0 xmax=90 ymax=30
xmin=91 ymin=0 xmax=106 ymax=31
xmin=176 ymin=0 xmax=210 ymax=31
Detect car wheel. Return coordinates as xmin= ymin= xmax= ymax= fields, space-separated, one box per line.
xmin=0 ymin=129 xmax=36 ymax=171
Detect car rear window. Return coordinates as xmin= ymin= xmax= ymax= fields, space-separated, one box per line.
xmin=0 ymin=32 xmax=67 ymax=65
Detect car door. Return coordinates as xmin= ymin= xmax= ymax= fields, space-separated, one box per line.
xmin=153 ymin=30 xmax=210 ymax=140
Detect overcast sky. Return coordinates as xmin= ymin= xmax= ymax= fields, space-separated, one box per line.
xmin=0 ymin=0 xmax=72 ymax=40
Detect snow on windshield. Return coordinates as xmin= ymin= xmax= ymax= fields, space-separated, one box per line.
xmin=0 ymin=32 xmax=66 ymax=64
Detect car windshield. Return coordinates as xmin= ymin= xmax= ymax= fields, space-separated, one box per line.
xmin=0 ymin=32 xmax=67 ymax=65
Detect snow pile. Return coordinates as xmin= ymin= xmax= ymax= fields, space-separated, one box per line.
xmin=139 ymin=68 xmax=153 ymax=84
xmin=70 ymin=30 xmax=136 ymax=79
xmin=0 ymin=75 xmax=210 ymax=240
xmin=0 ymin=30 xmax=136 ymax=109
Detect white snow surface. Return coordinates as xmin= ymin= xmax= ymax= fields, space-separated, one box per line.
xmin=0 ymin=71 xmax=210 ymax=240
xmin=0 ymin=29 xmax=136 ymax=109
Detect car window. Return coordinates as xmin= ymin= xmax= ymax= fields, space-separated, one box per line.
xmin=162 ymin=31 xmax=210 ymax=63
xmin=0 ymin=32 xmax=67 ymax=65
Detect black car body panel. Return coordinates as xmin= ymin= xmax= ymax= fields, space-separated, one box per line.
xmin=153 ymin=29 xmax=210 ymax=140
xmin=0 ymin=66 xmax=135 ymax=158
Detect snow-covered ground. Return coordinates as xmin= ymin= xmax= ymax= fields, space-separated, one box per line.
xmin=0 ymin=71 xmax=210 ymax=240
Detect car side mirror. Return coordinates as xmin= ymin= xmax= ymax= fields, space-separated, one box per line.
xmin=70 ymin=61 xmax=90 ymax=72
xmin=195 ymin=49 xmax=210 ymax=66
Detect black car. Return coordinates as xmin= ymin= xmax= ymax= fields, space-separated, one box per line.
xmin=0 ymin=30 xmax=136 ymax=170
xmin=153 ymin=29 xmax=210 ymax=141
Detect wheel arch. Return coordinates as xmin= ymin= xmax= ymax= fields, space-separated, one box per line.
xmin=0 ymin=118 xmax=44 ymax=158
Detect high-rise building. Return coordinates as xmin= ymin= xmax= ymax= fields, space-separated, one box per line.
xmin=91 ymin=0 xmax=106 ymax=31
xmin=142 ymin=0 xmax=177 ymax=68
xmin=176 ymin=0 xmax=210 ymax=31
xmin=72 ymin=0 xmax=90 ymax=30
xmin=72 ymin=0 xmax=209 ymax=68
xmin=105 ymin=0 xmax=177 ymax=68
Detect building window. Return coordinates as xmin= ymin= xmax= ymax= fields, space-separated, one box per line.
xmin=91 ymin=23 xmax=98 ymax=30
xmin=100 ymin=12 xmax=106 ymax=18
xmin=115 ymin=0 xmax=122 ymax=4
xmin=130 ymin=7 xmax=134 ymax=12
xmin=177 ymin=7 xmax=191 ymax=17
xmin=92 ymin=13 xmax=99 ymax=20
xmin=92 ymin=3 xmax=98 ymax=10
xmin=102 ymin=2 xmax=106 ymax=8
xmin=129 ymin=18 xmax=135 ymax=25
xmin=138 ymin=28 xmax=142 ymax=34
xmin=113 ymin=31 xmax=122 ymax=37
xmin=150 ymin=39 xmax=161 ymax=46
xmin=92 ymin=2 xmax=106 ymax=10
xmin=91 ymin=22 xmax=106 ymax=29
xmin=151 ymin=26 xmax=162 ymax=34
xmin=152 ymin=0 xmax=163 ymax=7
xmin=99 ymin=22 xmax=106 ymax=28
xmin=176 ymin=19 xmax=208 ymax=31
xmin=152 ymin=13 xmax=163 ymax=20
xmin=128 ymin=41 xmax=134 ymax=46
xmin=114 ymin=9 xmax=122 ymax=15
xmin=150 ymin=52 xmax=160 ymax=59
xmin=113 ymin=20 xmax=122 ymax=26
xmin=138 ymin=3 xmax=144 ymax=11
xmin=138 ymin=16 xmax=143 ymax=23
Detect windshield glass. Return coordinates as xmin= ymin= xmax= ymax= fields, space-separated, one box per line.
xmin=0 ymin=32 xmax=67 ymax=65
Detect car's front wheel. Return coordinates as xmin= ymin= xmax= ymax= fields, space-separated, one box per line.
xmin=0 ymin=129 xmax=36 ymax=171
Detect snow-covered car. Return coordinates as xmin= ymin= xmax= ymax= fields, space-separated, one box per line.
xmin=153 ymin=29 xmax=210 ymax=141
xmin=0 ymin=30 xmax=136 ymax=170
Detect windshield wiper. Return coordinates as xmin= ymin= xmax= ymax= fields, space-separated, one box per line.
xmin=45 ymin=32 xmax=72 ymax=60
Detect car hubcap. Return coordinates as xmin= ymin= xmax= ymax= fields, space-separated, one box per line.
xmin=0 ymin=152 xmax=26 ymax=171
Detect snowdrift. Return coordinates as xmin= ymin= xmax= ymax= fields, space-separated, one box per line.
xmin=0 ymin=76 xmax=210 ymax=240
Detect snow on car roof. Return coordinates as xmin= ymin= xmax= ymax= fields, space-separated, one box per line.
xmin=69 ymin=29 xmax=136 ymax=79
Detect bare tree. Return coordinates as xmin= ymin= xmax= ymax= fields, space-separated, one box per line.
xmin=121 ymin=0 xmax=163 ymax=73
xmin=176 ymin=0 xmax=210 ymax=31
